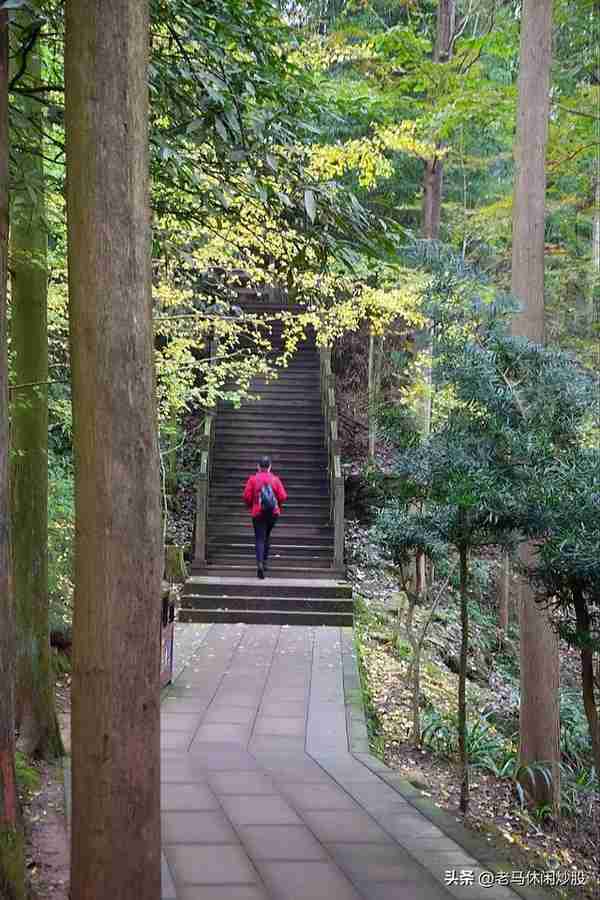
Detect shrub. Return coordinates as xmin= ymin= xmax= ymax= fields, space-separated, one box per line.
xmin=48 ymin=452 xmax=75 ymax=632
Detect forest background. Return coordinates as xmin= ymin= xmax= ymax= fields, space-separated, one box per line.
xmin=0 ymin=0 xmax=598 ymax=897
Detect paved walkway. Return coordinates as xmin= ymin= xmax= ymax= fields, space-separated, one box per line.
xmin=161 ymin=625 xmax=528 ymax=900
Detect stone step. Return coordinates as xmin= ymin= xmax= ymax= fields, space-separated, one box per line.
xmin=246 ymin=383 xmax=321 ymax=394
xmin=209 ymin=495 xmax=330 ymax=509
xmin=193 ymin=564 xmax=342 ymax=579
xmin=206 ymin=543 xmax=333 ymax=557
xmin=205 ymin=554 xmax=332 ymax=568
xmin=213 ymin=454 xmax=328 ymax=468
xmin=179 ymin=609 xmax=353 ymax=626
xmin=179 ymin=594 xmax=353 ymax=613
xmin=209 ymin=519 xmax=332 ymax=533
xmin=213 ymin=440 xmax=326 ymax=454
xmin=220 ymin=402 xmax=322 ymax=414
xmin=182 ymin=575 xmax=352 ymax=599
xmin=209 ymin=501 xmax=330 ymax=513
xmin=217 ymin=409 xmax=324 ymax=422
xmin=215 ymin=421 xmax=324 ymax=432
xmin=210 ymin=516 xmax=331 ymax=530
xmin=211 ymin=471 xmax=329 ymax=485
xmin=251 ymin=372 xmax=321 ymax=383
xmin=209 ymin=534 xmax=333 ymax=549
xmin=215 ymin=422 xmax=325 ymax=435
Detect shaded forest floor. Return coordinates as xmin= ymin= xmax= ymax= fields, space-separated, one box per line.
xmin=346 ymin=521 xmax=599 ymax=900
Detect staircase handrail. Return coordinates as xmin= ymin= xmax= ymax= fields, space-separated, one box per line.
xmin=194 ymin=335 xmax=217 ymax=565
xmin=319 ymin=347 xmax=345 ymax=571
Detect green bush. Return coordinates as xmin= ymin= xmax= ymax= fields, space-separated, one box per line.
xmin=48 ymin=452 xmax=74 ymax=632
xmin=560 ymin=689 xmax=593 ymax=768
xmin=15 ymin=752 xmax=40 ymax=794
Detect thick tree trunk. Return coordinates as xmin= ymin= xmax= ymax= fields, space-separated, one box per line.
xmin=65 ymin=2 xmax=162 ymax=897
xmin=422 ymin=159 xmax=443 ymax=241
xmin=421 ymin=0 xmax=455 ymax=240
xmin=510 ymin=0 xmax=560 ymax=813
xmin=592 ymin=177 xmax=599 ymax=276
xmin=573 ymin=590 xmax=600 ymax=775
xmin=367 ymin=330 xmax=383 ymax=460
xmin=517 ymin=550 xmax=561 ymax=810
xmin=0 ymin=14 xmax=26 ymax=897
xmin=10 ymin=18 xmax=62 ymax=759
xmin=458 ymin=536 xmax=469 ymax=814
xmin=511 ymin=0 xmax=552 ymax=342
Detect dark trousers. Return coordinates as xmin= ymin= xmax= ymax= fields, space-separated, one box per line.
xmin=253 ymin=513 xmax=276 ymax=566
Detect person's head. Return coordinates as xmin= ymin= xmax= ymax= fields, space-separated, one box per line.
xmin=258 ymin=455 xmax=272 ymax=472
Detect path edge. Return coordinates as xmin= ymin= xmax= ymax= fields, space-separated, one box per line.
xmin=339 ymin=627 xmax=555 ymax=900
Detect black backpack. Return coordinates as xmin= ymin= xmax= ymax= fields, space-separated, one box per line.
xmin=259 ymin=482 xmax=277 ymax=514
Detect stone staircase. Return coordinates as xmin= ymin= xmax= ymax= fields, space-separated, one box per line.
xmin=179 ymin=293 xmax=353 ymax=626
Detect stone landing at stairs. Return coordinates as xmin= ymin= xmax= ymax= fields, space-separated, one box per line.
xmin=180 ymin=576 xmax=353 ymax=626
xmin=161 ymin=625 xmax=533 ymax=900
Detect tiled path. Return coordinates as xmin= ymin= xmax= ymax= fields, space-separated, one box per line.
xmin=161 ymin=625 xmax=526 ymax=900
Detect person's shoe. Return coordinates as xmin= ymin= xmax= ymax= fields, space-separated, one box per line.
xmin=257 ymin=565 xmax=265 ymax=579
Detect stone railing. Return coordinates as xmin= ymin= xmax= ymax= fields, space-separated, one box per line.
xmin=319 ymin=347 xmax=345 ymax=571
xmin=193 ymin=335 xmax=217 ymax=567
xmin=193 ymin=412 xmax=215 ymax=566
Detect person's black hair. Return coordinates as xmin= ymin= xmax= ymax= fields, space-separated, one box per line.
xmin=258 ymin=455 xmax=271 ymax=470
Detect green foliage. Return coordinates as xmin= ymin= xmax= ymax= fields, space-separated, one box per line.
xmin=559 ymin=761 xmax=598 ymax=818
xmin=560 ymin=690 xmax=595 ymax=768
xmin=526 ymin=449 xmax=600 ymax=648
xmin=354 ymin=598 xmax=386 ymax=759
xmin=15 ymin=752 xmax=40 ymax=794
xmin=48 ymin=451 xmax=74 ymax=631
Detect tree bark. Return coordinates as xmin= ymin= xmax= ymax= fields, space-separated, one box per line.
xmin=367 ymin=330 xmax=383 ymax=461
xmin=422 ymin=159 xmax=443 ymax=241
xmin=510 ymin=0 xmax=560 ymax=813
xmin=65 ymin=2 xmax=162 ymax=897
xmin=10 ymin=16 xmax=63 ymax=759
xmin=511 ymin=0 xmax=552 ymax=342
xmin=592 ymin=176 xmax=599 ymax=277
xmin=421 ymin=0 xmax=455 ymax=240
xmin=458 ymin=535 xmax=469 ymax=814
xmin=573 ymin=589 xmax=600 ymax=776
xmin=517 ymin=549 xmax=560 ymax=810
xmin=0 ymin=13 xmax=26 ymax=896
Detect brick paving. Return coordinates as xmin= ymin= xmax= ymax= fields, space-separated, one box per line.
xmin=161 ymin=625 xmax=526 ymax=900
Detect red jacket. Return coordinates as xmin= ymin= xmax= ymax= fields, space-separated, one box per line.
xmin=243 ymin=471 xmax=288 ymax=518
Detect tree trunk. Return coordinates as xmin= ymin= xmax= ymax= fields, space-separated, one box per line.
xmin=367 ymin=330 xmax=382 ymax=460
xmin=573 ymin=589 xmax=600 ymax=775
xmin=511 ymin=0 xmax=552 ymax=343
xmin=458 ymin=535 xmax=469 ymax=814
xmin=422 ymin=159 xmax=443 ymax=241
xmin=10 ymin=16 xmax=62 ymax=759
xmin=511 ymin=0 xmax=560 ymax=813
xmin=0 ymin=13 xmax=26 ymax=896
xmin=592 ymin=177 xmax=599 ymax=277
xmin=421 ymin=0 xmax=455 ymax=240
xmin=65 ymin=2 xmax=162 ymax=897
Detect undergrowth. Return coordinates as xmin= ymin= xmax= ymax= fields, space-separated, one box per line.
xmin=353 ymin=597 xmax=386 ymax=759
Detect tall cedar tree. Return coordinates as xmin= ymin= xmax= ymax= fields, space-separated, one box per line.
xmin=0 ymin=11 xmax=26 ymax=898
xmin=422 ymin=0 xmax=455 ymax=240
xmin=65 ymin=1 xmax=162 ymax=896
xmin=10 ymin=15 xmax=62 ymax=759
xmin=511 ymin=0 xmax=560 ymax=810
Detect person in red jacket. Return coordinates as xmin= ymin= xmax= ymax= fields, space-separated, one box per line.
xmin=243 ymin=455 xmax=288 ymax=579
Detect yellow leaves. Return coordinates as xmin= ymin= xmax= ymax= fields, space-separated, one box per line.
xmin=376 ymin=121 xmax=441 ymax=162
xmin=309 ymin=137 xmax=393 ymax=189
xmin=308 ymin=120 xmax=440 ymax=190
xmin=290 ymin=36 xmax=374 ymax=72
